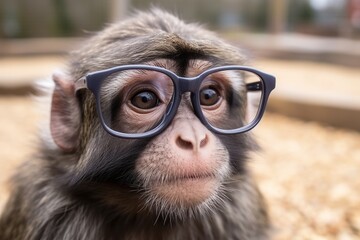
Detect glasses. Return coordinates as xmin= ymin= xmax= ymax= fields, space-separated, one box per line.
xmin=75 ymin=65 xmax=276 ymax=139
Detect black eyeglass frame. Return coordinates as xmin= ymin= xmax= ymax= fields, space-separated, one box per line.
xmin=75 ymin=65 xmax=276 ymax=139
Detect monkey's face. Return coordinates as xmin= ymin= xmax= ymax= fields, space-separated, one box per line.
xmin=98 ymin=59 xmax=234 ymax=215
xmin=132 ymin=61 xmax=231 ymax=214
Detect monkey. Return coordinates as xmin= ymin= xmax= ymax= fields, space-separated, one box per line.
xmin=0 ymin=9 xmax=274 ymax=240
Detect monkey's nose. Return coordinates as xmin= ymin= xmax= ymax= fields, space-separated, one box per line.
xmin=173 ymin=120 xmax=209 ymax=153
xmin=176 ymin=133 xmax=208 ymax=152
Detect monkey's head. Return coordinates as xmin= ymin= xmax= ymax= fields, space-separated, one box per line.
xmin=49 ymin=9 xmax=275 ymax=221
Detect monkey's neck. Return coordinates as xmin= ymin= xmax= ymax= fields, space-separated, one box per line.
xmin=68 ymin=178 xmax=268 ymax=240
xmin=87 ymin=195 xmax=238 ymax=240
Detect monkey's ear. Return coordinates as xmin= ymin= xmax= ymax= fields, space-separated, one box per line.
xmin=50 ymin=71 xmax=81 ymax=153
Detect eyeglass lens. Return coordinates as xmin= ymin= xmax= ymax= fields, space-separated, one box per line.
xmin=99 ymin=69 xmax=175 ymax=134
xmin=199 ymin=70 xmax=263 ymax=130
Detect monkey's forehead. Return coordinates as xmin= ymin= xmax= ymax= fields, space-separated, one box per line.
xmin=69 ymin=10 xmax=247 ymax=79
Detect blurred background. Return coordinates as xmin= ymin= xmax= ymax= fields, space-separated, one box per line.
xmin=1 ymin=0 xmax=360 ymax=38
xmin=0 ymin=0 xmax=360 ymax=239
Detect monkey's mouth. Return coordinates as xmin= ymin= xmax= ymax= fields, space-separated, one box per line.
xmin=163 ymin=173 xmax=216 ymax=184
xmin=148 ymin=172 xmax=220 ymax=207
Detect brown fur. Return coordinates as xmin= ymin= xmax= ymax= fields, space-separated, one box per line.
xmin=0 ymin=9 xmax=270 ymax=240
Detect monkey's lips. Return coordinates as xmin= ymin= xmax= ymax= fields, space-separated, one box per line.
xmin=150 ymin=173 xmax=220 ymax=207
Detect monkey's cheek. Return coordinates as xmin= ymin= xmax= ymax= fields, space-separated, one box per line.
xmin=151 ymin=177 xmax=220 ymax=207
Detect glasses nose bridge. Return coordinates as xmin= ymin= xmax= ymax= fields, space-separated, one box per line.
xmin=177 ymin=76 xmax=199 ymax=94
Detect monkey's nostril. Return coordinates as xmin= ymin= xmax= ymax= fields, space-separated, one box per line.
xmin=199 ymin=135 xmax=208 ymax=148
xmin=176 ymin=137 xmax=194 ymax=150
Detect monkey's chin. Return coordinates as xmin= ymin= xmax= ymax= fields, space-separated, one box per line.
xmin=150 ymin=176 xmax=220 ymax=209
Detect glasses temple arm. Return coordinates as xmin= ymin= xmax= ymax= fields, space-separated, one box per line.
xmin=246 ymin=81 xmax=262 ymax=91
xmin=75 ymin=77 xmax=87 ymax=92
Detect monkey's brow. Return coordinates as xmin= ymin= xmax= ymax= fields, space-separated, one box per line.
xmin=75 ymin=64 xmax=170 ymax=92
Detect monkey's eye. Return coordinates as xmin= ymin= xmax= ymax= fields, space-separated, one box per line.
xmin=131 ymin=91 xmax=160 ymax=110
xmin=200 ymin=87 xmax=221 ymax=106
